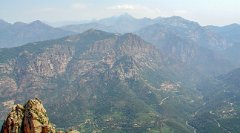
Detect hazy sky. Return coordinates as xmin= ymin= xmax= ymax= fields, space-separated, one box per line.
xmin=1 ymin=0 xmax=240 ymax=26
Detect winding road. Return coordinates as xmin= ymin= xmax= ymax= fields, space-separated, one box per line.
xmin=186 ymin=121 xmax=197 ymax=133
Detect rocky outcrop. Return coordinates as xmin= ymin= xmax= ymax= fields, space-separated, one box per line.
xmin=1 ymin=98 xmax=55 ymax=133
xmin=1 ymin=104 xmax=24 ymax=133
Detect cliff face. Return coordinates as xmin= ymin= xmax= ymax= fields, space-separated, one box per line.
xmin=1 ymin=104 xmax=24 ymax=133
xmin=1 ymin=98 xmax=55 ymax=133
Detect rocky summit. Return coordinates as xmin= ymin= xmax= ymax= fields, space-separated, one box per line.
xmin=1 ymin=98 xmax=55 ymax=133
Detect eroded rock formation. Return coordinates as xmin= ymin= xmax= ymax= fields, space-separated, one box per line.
xmin=1 ymin=98 xmax=55 ymax=133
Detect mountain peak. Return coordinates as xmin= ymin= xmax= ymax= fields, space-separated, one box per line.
xmin=30 ymin=20 xmax=49 ymax=27
xmin=64 ymin=29 xmax=115 ymax=43
xmin=84 ymin=28 xmax=103 ymax=33
xmin=118 ymin=33 xmax=150 ymax=48
xmin=119 ymin=13 xmax=134 ymax=19
xmin=31 ymin=20 xmax=43 ymax=24
xmin=0 ymin=19 xmax=11 ymax=29
xmin=166 ymin=16 xmax=196 ymax=24
xmin=0 ymin=19 xmax=9 ymax=25
xmin=81 ymin=29 xmax=113 ymax=36
xmin=224 ymin=23 xmax=240 ymax=29
xmin=228 ymin=23 xmax=239 ymax=26
xmin=168 ymin=16 xmax=185 ymax=20
xmin=121 ymin=33 xmax=141 ymax=39
xmin=159 ymin=16 xmax=200 ymax=27
xmin=13 ymin=22 xmax=27 ymax=27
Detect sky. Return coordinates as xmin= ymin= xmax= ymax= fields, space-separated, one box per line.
xmin=1 ymin=0 xmax=240 ymax=26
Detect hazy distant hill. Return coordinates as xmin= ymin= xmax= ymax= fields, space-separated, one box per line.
xmin=60 ymin=22 xmax=109 ymax=33
xmin=61 ymin=13 xmax=161 ymax=33
xmin=136 ymin=16 xmax=232 ymax=51
xmin=206 ymin=23 xmax=240 ymax=44
xmin=205 ymin=24 xmax=240 ymax=66
xmin=61 ymin=14 xmax=232 ymax=51
xmin=61 ymin=14 xmax=237 ymax=63
xmin=0 ymin=20 xmax=74 ymax=48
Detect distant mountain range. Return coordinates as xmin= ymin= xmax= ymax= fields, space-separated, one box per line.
xmin=60 ymin=14 xmax=238 ymax=48
xmin=1 ymin=14 xmax=239 ymax=56
xmin=0 ymin=20 xmax=74 ymax=48
xmin=0 ymin=14 xmax=240 ymax=132
xmin=136 ymin=16 xmax=231 ymax=51
xmin=60 ymin=14 xmax=240 ymax=67
xmin=61 ymin=13 xmax=160 ymax=33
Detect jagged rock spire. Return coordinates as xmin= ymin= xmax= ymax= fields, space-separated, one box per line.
xmin=1 ymin=98 xmax=55 ymax=133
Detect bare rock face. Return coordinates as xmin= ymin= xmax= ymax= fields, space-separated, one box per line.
xmin=0 ymin=63 xmax=13 ymax=74
xmin=1 ymin=104 xmax=24 ymax=133
xmin=27 ymin=45 xmax=74 ymax=77
xmin=1 ymin=98 xmax=55 ymax=133
xmin=0 ymin=76 xmax=18 ymax=97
